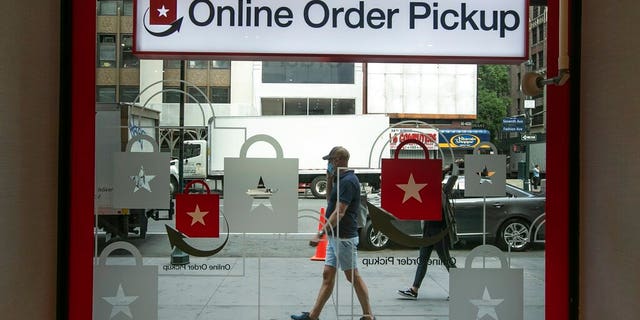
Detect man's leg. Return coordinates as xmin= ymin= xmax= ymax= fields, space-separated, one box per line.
xmin=307 ymin=265 xmax=337 ymax=319
xmin=344 ymin=269 xmax=373 ymax=319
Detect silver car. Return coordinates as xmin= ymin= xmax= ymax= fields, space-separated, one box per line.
xmin=359 ymin=176 xmax=546 ymax=252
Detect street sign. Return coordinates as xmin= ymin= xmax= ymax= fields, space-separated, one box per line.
xmin=521 ymin=134 xmax=537 ymax=142
xmin=502 ymin=117 xmax=526 ymax=132
xmin=524 ymin=99 xmax=536 ymax=109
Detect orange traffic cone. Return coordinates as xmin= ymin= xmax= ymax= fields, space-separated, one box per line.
xmin=311 ymin=208 xmax=327 ymax=261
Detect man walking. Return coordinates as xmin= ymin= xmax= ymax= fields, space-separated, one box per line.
xmin=292 ymin=146 xmax=375 ymax=320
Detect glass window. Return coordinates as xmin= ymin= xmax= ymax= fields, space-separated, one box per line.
xmin=532 ymin=105 xmax=545 ymax=126
xmin=211 ymin=86 xmax=230 ymax=103
xmin=187 ymin=86 xmax=207 ymax=103
xmin=308 ymin=98 xmax=331 ymax=115
xmin=538 ymin=24 xmax=545 ymax=42
xmin=164 ymin=60 xmax=181 ymax=69
xmin=262 ymin=62 xmax=355 ymax=84
xmin=211 ymin=61 xmax=231 ymax=69
xmin=332 ymin=99 xmax=356 ymax=114
xmin=97 ymin=34 xmax=116 ymax=67
xmin=119 ymin=86 xmax=139 ymax=103
xmin=96 ymin=86 xmax=116 ymax=103
xmin=163 ymin=86 xmax=182 ymax=103
xmin=188 ymin=60 xmax=209 ymax=69
xmin=120 ymin=35 xmax=138 ymax=68
xmin=284 ymin=98 xmax=307 ymax=115
xmin=98 ymin=0 xmax=118 ymax=15
xmin=538 ymin=51 xmax=544 ymax=68
xmin=122 ymin=0 xmax=133 ymax=16
xmin=261 ymin=98 xmax=284 ymax=115
xmin=532 ymin=27 xmax=538 ymax=44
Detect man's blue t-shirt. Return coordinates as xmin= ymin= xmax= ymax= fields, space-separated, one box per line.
xmin=326 ymin=170 xmax=360 ymax=238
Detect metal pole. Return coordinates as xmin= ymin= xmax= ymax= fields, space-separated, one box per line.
xmin=523 ymin=109 xmax=531 ymax=191
xmin=171 ymin=60 xmax=189 ymax=265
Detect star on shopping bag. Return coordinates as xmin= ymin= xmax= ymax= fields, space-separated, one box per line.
xmin=247 ymin=176 xmax=277 ymax=213
xmin=130 ymin=165 xmax=155 ymax=192
xmin=396 ymin=173 xmax=428 ymax=203
xmin=187 ymin=205 xmax=209 ymax=226
xmin=476 ymin=165 xmax=496 ymax=184
xmin=470 ymin=286 xmax=504 ymax=320
xmin=102 ymin=283 xmax=138 ymax=319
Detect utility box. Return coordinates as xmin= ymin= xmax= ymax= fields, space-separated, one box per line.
xmin=517 ymin=161 xmax=527 ymax=179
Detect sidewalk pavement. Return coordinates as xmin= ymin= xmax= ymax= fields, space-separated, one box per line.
xmin=108 ymin=248 xmax=544 ymax=320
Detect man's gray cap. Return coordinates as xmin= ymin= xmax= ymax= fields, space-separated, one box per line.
xmin=322 ymin=146 xmax=342 ymax=160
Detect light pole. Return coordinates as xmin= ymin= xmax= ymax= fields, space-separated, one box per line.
xmin=522 ymin=60 xmax=534 ymax=191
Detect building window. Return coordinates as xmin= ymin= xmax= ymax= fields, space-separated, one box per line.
xmin=538 ymin=24 xmax=545 ymax=43
xmin=211 ymin=86 xmax=230 ymax=103
xmin=262 ymin=62 xmax=355 ymax=84
xmin=97 ymin=34 xmax=116 ymax=67
xmin=211 ymin=61 xmax=231 ymax=69
xmin=261 ymin=98 xmax=284 ymax=115
xmin=98 ymin=0 xmax=118 ymax=15
xmin=538 ymin=51 xmax=544 ymax=69
xmin=285 ymin=98 xmax=308 ymax=115
xmin=163 ymin=86 xmax=182 ymax=103
xmin=120 ymin=35 xmax=138 ymax=68
xmin=531 ymin=27 xmax=538 ymax=44
xmin=261 ymin=97 xmax=355 ymax=115
xmin=187 ymin=86 xmax=208 ymax=103
xmin=308 ymin=98 xmax=331 ymax=115
xmin=122 ymin=0 xmax=133 ymax=16
xmin=532 ymin=105 xmax=544 ymax=126
xmin=119 ymin=86 xmax=139 ymax=103
xmin=97 ymin=86 xmax=116 ymax=103
xmin=188 ymin=60 xmax=208 ymax=69
xmin=333 ymin=99 xmax=356 ymax=114
xmin=164 ymin=60 xmax=181 ymax=69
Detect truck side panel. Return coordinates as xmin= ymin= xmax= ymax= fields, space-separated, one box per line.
xmin=208 ymin=114 xmax=390 ymax=175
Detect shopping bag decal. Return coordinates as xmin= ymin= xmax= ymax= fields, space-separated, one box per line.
xmin=450 ymin=245 xmax=523 ymax=320
xmin=94 ymin=241 xmax=158 ymax=320
xmin=381 ymin=139 xmax=442 ymax=220
xmin=176 ymin=180 xmax=220 ymax=238
xmin=224 ymin=134 xmax=298 ymax=233
xmin=464 ymin=142 xmax=506 ymax=197
xmin=113 ymin=135 xmax=169 ymax=209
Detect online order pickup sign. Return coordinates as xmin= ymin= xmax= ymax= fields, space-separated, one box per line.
xmin=134 ymin=0 xmax=528 ymax=63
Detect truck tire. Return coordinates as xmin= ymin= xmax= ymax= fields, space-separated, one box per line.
xmin=310 ymin=176 xmax=328 ymax=199
xmin=170 ymin=176 xmax=179 ymax=198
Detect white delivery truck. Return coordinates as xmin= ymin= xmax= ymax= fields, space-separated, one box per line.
xmin=170 ymin=114 xmax=391 ymax=198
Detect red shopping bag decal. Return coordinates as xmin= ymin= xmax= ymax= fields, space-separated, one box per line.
xmin=176 ymin=180 xmax=220 ymax=238
xmin=381 ymin=139 xmax=442 ymax=220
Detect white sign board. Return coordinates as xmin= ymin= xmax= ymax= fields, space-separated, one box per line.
xmin=134 ymin=0 xmax=528 ymax=63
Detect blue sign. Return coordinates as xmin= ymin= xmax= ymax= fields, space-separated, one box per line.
xmin=439 ymin=130 xmax=490 ymax=149
xmin=502 ymin=117 xmax=526 ymax=132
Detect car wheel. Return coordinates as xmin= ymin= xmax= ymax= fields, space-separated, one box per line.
xmin=310 ymin=176 xmax=327 ymax=199
xmin=359 ymin=219 xmax=390 ymax=250
xmin=497 ymin=218 xmax=531 ymax=251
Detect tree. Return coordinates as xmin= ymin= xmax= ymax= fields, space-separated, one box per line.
xmin=477 ymin=65 xmax=511 ymax=150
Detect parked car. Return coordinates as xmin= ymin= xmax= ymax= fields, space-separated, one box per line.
xmin=359 ymin=176 xmax=546 ymax=252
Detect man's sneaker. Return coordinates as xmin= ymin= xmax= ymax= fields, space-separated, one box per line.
xmin=397 ymin=288 xmax=418 ymax=299
xmin=291 ymin=312 xmax=317 ymax=320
